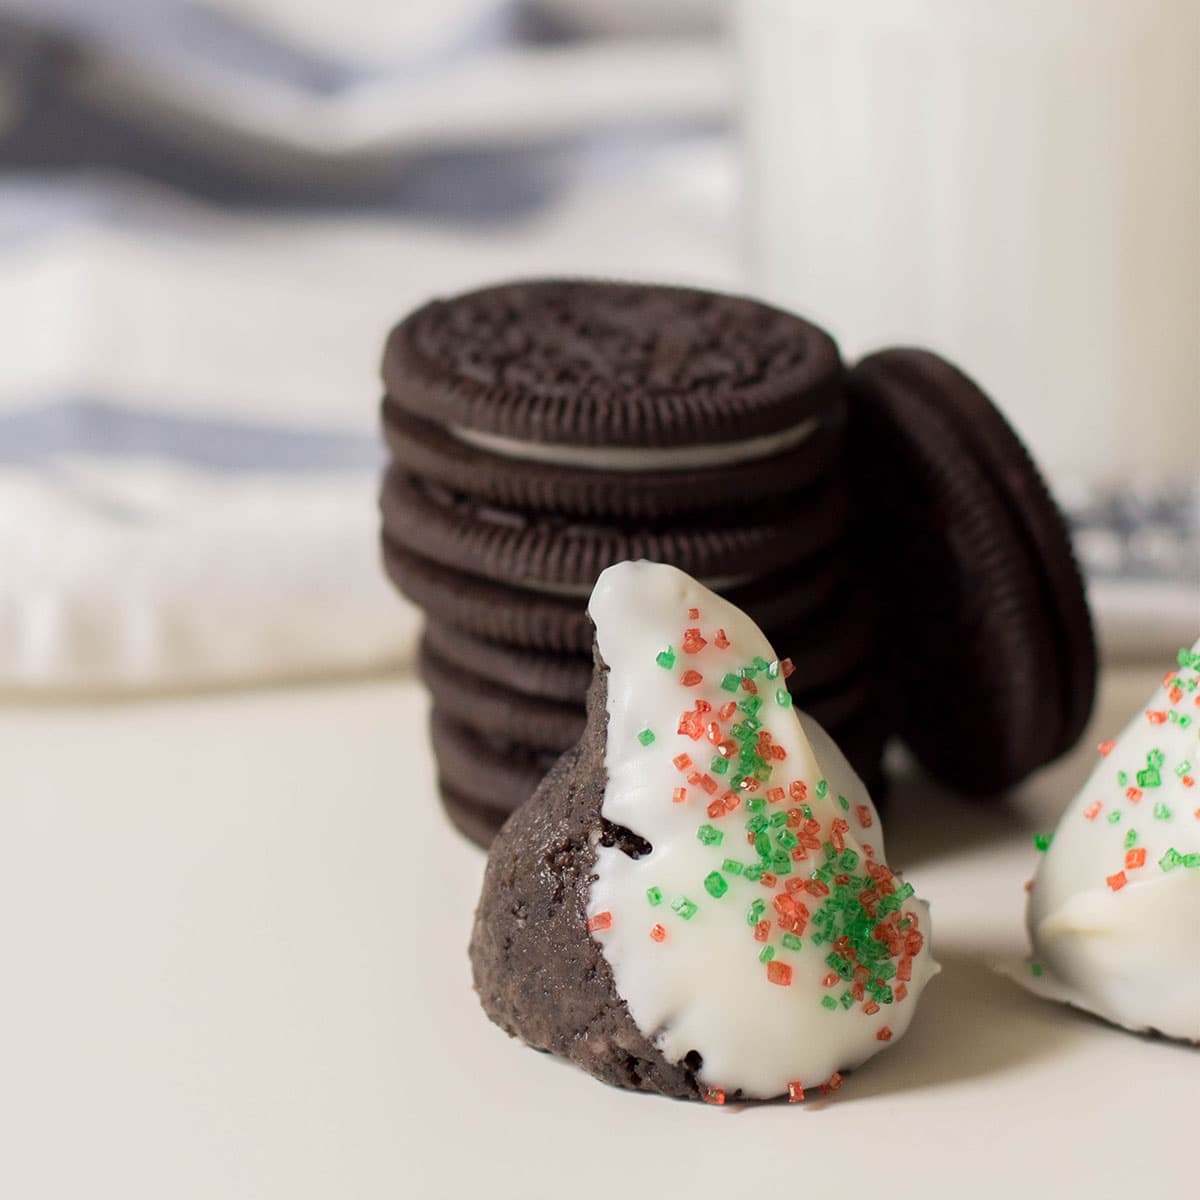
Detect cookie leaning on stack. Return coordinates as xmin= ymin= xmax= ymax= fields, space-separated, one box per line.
xmin=379 ymin=280 xmax=886 ymax=845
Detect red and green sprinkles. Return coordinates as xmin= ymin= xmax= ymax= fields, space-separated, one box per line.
xmin=1080 ymin=646 xmax=1200 ymax=892
xmin=642 ymin=602 xmax=923 ymax=1024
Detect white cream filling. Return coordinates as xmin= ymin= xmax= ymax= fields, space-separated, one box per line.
xmin=451 ymin=416 xmax=821 ymax=473
xmin=584 ymin=561 xmax=939 ymax=1098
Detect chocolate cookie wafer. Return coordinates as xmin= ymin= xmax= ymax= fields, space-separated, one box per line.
xmin=848 ymin=348 xmax=1096 ymax=794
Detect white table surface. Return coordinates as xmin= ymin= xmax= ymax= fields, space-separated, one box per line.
xmin=1 ymin=660 xmax=1194 ymax=1200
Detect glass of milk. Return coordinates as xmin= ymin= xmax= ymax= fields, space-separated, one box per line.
xmin=737 ymin=0 xmax=1199 ymax=493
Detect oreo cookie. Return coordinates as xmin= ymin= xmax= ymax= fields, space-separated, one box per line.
xmin=381 ymin=534 xmax=851 ymax=655
xmin=382 ymin=279 xmax=843 ymax=450
xmin=380 ymin=395 xmax=848 ymax=520
xmin=847 ymin=348 xmax=1096 ymax=794
xmin=380 ymin=465 xmax=849 ymax=594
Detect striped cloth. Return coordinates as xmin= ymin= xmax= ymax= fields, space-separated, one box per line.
xmin=0 ymin=0 xmax=735 ymax=693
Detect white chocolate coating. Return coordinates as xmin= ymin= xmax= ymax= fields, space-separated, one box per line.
xmin=585 ymin=561 xmax=939 ymax=1099
xmin=1025 ymin=637 xmax=1200 ymax=1041
xmin=452 ymin=417 xmax=820 ymax=473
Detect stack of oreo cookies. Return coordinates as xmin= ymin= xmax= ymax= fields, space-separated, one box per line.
xmin=379 ymin=280 xmax=888 ymax=847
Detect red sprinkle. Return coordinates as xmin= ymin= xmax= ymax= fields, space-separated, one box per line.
xmin=1097 ymin=740 xmax=1116 ymax=757
xmin=673 ymin=787 xmax=688 ymax=805
xmin=688 ymin=607 xmax=700 ymax=621
xmin=754 ymin=920 xmax=771 ymax=943
xmin=787 ymin=1081 xmax=805 ymax=1104
xmin=779 ymin=658 xmax=795 ymax=679
xmin=1106 ymin=871 xmax=1128 ymax=892
xmin=650 ymin=924 xmax=667 ymax=942
xmin=1126 ymin=787 xmax=1143 ymax=803
xmin=717 ymin=702 xmax=737 ymax=722
xmin=766 ymin=786 xmax=786 ymax=805
xmin=767 ymin=961 xmax=793 ymax=987
xmin=862 ymin=1001 xmax=880 ymax=1016
xmin=740 ymin=678 xmax=758 ymax=694
xmin=1146 ymin=710 xmax=1168 ymax=725
xmin=759 ymin=873 xmax=778 ymax=889
xmin=706 ymin=800 xmax=724 ymax=819
xmin=895 ymin=983 xmax=909 ymax=1002
xmin=714 ymin=628 xmax=730 ymax=650
xmin=1083 ymin=801 xmax=1103 ymax=821
xmin=701 ymin=1086 xmax=725 ymax=1106
xmin=673 ymin=754 xmax=693 ymax=771
xmin=1125 ymin=847 xmax=1147 ymax=870
xmin=721 ymin=791 xmax=740 ymax=813
xmin=587 ymin=911 xmax=612 ymax=932
xmin=1169 ymin=686 xmax=1183 ymax=704
xmin=789 ymin=781 xmax=809 ymax=802
xmin=680 ymin=669 xmax=704 ymax=687
xmin=876 ymin=1026 xmax=893 ymax=1042
xmin=682 ymin=629 xmax=707 ymax=655
xmin=855 ymin=804 xmax=873 ymax=829
xmin=822 ymin=972 xmax=839 ymax=988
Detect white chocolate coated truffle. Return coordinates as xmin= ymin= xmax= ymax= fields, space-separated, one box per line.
xmin=584 ymin=561 xmax=939 ymax=1100
xmin=1025 ymin=639 xmax=1200 ymax=1041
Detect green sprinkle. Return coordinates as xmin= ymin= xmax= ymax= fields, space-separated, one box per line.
xmin=637 ymin=728 xmax=655 ymax=747
xmin=775 ymin=689 xmax=792 ymax=708
xmin=720 ymin=673 xmax=740 ymax=693
xmin=776 ymin=829 xmax=798 ymax=850
xmin=1177 ymin=714 xmax=1193 ymax=729
xmin=655 ymin=647 xmax=676 ymax=670
xmin=746 ymin=814 xmax=768 ymax=834
xmin=671 ymin=897 xmax=698 ymax=920
xmin=710 ymin=756 xmax=730 ymax=776
xmin=1124 ymin=829 xmax=1138 ymax=849
xmin=1107 ymin=810 xmax=1122 ymax=824
xmin=646 ymin=887 xmax=663 ymax=907
xmin=1136 ymin=768 xmax=1162 ymax=789
xmin=696 ymin=824 xmax=724 ymax=847
xmin=1117 ymin=770 xmax=1129 ymax=787
xmin=815 ymin=780 xmax=829 ymax=800
xmin=739 ymin=696 xmax=763 ymax=718
xmin=1147 ymin=748 xmax=1166 ymax=769
xmin=759 ymin=945 xmax=775 ymax=964
xmin=746 ymin=798 xmax=766 ymax=815
xmin=747 ymin=899 xmax=766 ymax=925
xmin=1159 ymin=848 xmax=1183 ymax=873
xmin=1184 ymin=853 xmax=1200 ymax=869
xmin=801 ymin=805 xmax=813 ymax=821
xmin=838 ymin=794 xmax=849 ymax=811
xmin=839 ymin=848 xmax=860 ymax=871
xmin=722 ymin=858 xmax=744 ymax=876
xmin=704 ymin=871 xmax=729 ymax=899
xmin=1153 ymin=802 xmax=1172 ymax=821
xmin=821 ymin=995 xmax=837 ymax=1011
xmin=751 ymin=656 xmax=769 ymax=673
xmin=1031 ymin=962 xmax=1044 ymax=978
xmin=1176 ymin=761 xmax=1192 ymax=778
xmin=743 ymin=864 xmax=763 ymax=882
xmin=770 ymin=850 xmax=792 ymax=875
xmin=741 ymin=717 xmax=761 ymax=734
xmin=839 ymin=991 xmax=854 ymax=1010
xmin=754 ymin=832 xmax=772 ymax=858
xmin=895 ymin=882 xmax=915 ymax=902
xmin=781 ymin=932 xmax=803 ymax=951
xmin=1033 ymin=833 xmax=1053 ymax=852
xmin=766 ymin=660 xmax=781 ymax=680
xmin=769 ymin=811 xmax=788 ymax=829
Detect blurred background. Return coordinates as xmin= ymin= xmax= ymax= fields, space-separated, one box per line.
xmin=1 ymin=0 xmax=1196 ymax=698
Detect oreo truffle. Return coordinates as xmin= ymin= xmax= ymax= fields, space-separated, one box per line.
xmin=470 ymin=561 xmax=939 ymax=1102
xmin=1021 ymin=638 xmax=1200 ymax=1042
